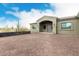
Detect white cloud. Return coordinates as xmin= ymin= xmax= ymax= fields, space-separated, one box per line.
xmin=6 ymin=8 xmax=54 ymax=29
xmin=4 ymin=3 xmax=79 ymax=29
xmin=50 ymin=3 xmax=79 ymax=17
xmin=19 ymin=9 xmax=55 ymax=29
xmin=0 ymin=18 xmax=17 ymax=28
xmin=5 ymin=20 xmax=17 ymax=28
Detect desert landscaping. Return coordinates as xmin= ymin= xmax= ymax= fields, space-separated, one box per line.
xmin=0 ymin=32 xmax=79 ymax=56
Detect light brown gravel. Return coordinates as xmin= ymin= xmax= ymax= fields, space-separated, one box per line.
xmin=0 ymin=32 xmax=79 ymax=56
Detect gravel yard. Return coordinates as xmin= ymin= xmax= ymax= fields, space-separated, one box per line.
xmin=0 ymin=32 xmax=79 ymax=56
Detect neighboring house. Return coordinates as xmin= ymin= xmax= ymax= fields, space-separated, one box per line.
xmin=30 ymin=13 xmax=79 ymax=34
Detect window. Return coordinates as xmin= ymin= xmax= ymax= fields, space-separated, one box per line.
xmin=32 ymin=26 xmax=36 ymax=29
xmin=61 ymin=22 xmax=72 ymax=30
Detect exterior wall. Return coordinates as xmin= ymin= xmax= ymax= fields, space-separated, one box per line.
xmin=30 ymin=16 xmax=79 ymax=34
xmin=37 ymin=16 xmax=57 ymax=34
xmin=58 ymin=19 xmax=79 ymax=34
xmin=76 ymin=19 xmax=79 ymax=34
xmin=30 ymin=23 xmax=39 ymax=33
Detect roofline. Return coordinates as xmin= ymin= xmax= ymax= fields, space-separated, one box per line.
xmin=59 ymin=16 xmax=76 ymax=19
xmin=31 ymin=15 xmax=79 ymax=24
xmin=36 ymin=15 xmax=58 ymax=22
xmin=30 ymin=23 xmax=37 ymax=25
xmin=58 ymin=16 xmax=79 ymax=21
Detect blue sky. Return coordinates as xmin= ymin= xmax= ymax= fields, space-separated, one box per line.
xmin=0 ymin=3 xmax=56 ymax=28
xmin=0 ymin=3 xmax=79 ymax=29
xmin=0 ymin=3 xmax=55 ymax=20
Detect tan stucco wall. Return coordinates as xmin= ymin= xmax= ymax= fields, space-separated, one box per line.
xmin=76 ymin=19 xmax=79 ymax=34
xmin=58 ymin=19 xmax=79 ymax=34
xmin=30 ymin=16 xmax=79 ymax=34
xmin=30 ymin=23 xmax=39 ymax=33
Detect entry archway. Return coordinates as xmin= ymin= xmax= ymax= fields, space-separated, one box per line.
xmin=39 ymin=21 xmax=53 ymax=32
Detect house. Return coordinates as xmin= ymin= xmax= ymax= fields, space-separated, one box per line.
xmin=30 ymin=13 xmax=79 ymax=34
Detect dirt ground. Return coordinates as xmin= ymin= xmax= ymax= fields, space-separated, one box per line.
xmin=0 ymin=32 xmax=79 ymax=56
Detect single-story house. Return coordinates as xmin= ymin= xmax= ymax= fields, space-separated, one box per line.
xmin=30 ymin=13 xmax=79 ymax=34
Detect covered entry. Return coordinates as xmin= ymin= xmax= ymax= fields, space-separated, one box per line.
xmin=39 ymin=21 xmax=53 ymax=32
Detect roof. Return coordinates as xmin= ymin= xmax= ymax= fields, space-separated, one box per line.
xmin=58 ymin=16 xmax=79 ymax=21
xmin=37 ymin=15 xmax=58 ymax=22
xmin=59 ymin=16 xmax=76 ymax=19
xmin=30 ymin=23 xmax=37 ymax=25
xmin=31 ymin=15 xmax=79 ymax=24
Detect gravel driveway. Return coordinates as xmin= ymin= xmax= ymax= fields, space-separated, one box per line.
xmin=0 ymin=32 xmax=79 ymax=56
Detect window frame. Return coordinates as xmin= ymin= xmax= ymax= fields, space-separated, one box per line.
xmin=61 ymin=22 xmax=73 ymax=31
xmin=32 ymin=26 xmax=36 ymax=29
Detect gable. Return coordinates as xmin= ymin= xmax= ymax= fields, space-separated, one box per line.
xmin=37 ymin=16 xmax=57 ymax=23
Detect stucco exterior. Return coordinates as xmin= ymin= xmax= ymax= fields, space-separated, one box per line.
xmin=30 ymin=15 xmax=79 ymax=34
xmin=30 ymin=23 xmax=38 ymax=33
xmin=58 ymin=18 xmax=79 ymax=34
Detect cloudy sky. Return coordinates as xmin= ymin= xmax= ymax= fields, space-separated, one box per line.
xmin=0 ymin=3 xmax=79 ymax=29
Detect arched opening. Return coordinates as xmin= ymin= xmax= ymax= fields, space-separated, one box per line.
xmin=39 ymin=21 xmax=53 ymax=32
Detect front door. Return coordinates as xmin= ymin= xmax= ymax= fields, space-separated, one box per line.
xmin=47 ymin=23 xmax=52 ymax=32
xmin=43 ymin=22 xmax=52 ymax=32
xmin=40 ymin=21 xmax=52 ymax=32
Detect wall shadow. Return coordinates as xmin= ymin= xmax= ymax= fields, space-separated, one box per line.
xmin=0 ymin=31 xmax=31 ymax=37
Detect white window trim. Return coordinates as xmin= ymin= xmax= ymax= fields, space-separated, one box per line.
xmin=61 ymin=22 xmax=73 ymax=31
